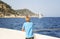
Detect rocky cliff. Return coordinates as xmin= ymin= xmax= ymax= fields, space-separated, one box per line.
xmin=0 ymin=1 xmax=37 ymax=17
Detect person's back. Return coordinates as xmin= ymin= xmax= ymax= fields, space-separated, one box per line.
xmin=22 ymin=16 xmax=34 ymax=39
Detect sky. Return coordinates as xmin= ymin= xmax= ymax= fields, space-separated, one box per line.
xmin=1 ymin=0 xmax=60 ymax=17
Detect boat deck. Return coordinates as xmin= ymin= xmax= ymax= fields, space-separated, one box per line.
xmin=0 ymin=28 xmax=60 ymax=39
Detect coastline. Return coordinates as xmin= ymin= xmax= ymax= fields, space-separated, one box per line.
xmin=0 ymin=16 xmax=38 ymax=18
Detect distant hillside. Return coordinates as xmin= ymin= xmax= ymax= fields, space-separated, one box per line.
xmin=0 ymin=1 xmax=38 ymax=17
xmin=15 ymin=9 xmax=37 ymax=16
xmin=0 ymin=1 xmax=15 ymax=16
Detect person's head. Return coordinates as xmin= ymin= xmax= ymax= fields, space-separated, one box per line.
xmin=25 ymin=15 xmax=30 ymax=22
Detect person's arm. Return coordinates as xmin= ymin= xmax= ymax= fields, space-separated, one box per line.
xmin=22 ymin=27 xmax=25 ymax=32
xmin=22 ymin=23 xmax=25 ymax=32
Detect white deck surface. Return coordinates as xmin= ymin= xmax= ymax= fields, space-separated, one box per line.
xmin=0 ymin=28 xmax=60 ymax=39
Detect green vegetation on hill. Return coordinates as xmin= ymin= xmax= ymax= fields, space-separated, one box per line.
xmin=0 ymin=1 xmax=37 ymax=17
xmin=15 ymin=9 xmax=37 ymax=16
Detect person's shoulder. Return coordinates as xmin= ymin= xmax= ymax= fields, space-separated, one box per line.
xmin=30 ymin=22 xmax=33 ymax=24
xmin=24 ymin=22 xmax=28 ymax=24
xmin=24 ymin=22 xmax=33 ymax=24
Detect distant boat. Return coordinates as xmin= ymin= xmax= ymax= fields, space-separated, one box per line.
xmin=38 ymin=13 xmax=43 ymax=18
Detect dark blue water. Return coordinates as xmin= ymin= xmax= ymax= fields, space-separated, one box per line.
xmin=0 ymin=17 xmax=60 ymax=38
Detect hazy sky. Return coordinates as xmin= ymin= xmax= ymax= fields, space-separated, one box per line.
xmin=2 ymin=0 xmax=60 ymax=17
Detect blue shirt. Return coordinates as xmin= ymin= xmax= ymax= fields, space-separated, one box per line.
xmin=23 ymin=22 xmax=34 ymax=38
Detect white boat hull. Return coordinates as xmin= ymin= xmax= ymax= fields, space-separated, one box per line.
xmin=0 ymin=28 xmax=60 ymax=39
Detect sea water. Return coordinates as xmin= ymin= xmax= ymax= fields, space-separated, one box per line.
xmin=0 ymin=17 xmax=60 ymax=38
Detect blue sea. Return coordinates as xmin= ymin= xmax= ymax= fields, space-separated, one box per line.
xmin=0 ymin=17 xmax=60 ymax=38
